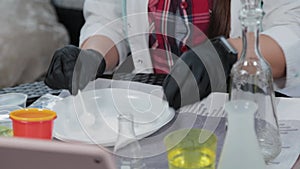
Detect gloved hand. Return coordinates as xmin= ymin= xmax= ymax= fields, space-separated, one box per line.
xmin=44 ymin=45 xmax=106 ymax=95
xmin=163 ymin=36 xmax=237 ymax=110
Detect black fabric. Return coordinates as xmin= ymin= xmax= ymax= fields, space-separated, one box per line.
xmin=163 ymin=36 xmax=237 ymax=110
xmin=44 ymin=45 xmax=106 ymax=95
xmin=51 ymin=1 xmax=85 ymax=46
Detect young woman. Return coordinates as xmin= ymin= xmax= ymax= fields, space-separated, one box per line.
xmin=45 ymin=0 xmax=300 ymax=107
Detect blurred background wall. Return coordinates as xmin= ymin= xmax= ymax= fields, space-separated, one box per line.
xmin=0 ymin=0 xmax=71 ymax=88
xmin=51 ymin=0 xmax=85 ymax=46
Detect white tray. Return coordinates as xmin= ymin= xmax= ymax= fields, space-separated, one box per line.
xmin=52 ymin=88 xmax=175 ymax=146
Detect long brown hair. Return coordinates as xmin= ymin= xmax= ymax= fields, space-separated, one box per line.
xmin=208 ymin=0 xmax=231 ymax=38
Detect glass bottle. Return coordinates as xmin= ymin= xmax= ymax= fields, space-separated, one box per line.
xmin=113 ymin=113 xmax=146 ymax=169
xmin=218 ymin=100 xmax=266 ymax=169
xmin=229 ymin=3 xmax=281 ymax=162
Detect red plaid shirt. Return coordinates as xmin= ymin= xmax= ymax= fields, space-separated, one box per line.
xmin=148 ymin=0 xmax=212 ymax=73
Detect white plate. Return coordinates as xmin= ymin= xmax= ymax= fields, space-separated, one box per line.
xmin=53 ymin=88 xmax=175 ymax=146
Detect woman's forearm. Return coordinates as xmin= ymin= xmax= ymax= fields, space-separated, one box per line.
xmin=81 ymin=35 xmax=120 ymax=71
xmin=228 ymin=35 xmax=286 ymax=79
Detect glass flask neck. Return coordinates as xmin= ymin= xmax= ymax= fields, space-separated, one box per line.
xmin=114 ymin=113 xmax=141 ymax=155
xmin=114 ymin=113 xmax=146 ymax=169
xmin=239 ymin=8 xmax=264 ymax=61
xmin=116 ymin=113 xmax=137 ymax=143
xmin=240 ymin=0 xmax=262 ymax=10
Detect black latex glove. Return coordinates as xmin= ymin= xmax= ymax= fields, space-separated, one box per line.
xmin=163 ymin=36 xmax=237 ymax=110
xmin=44 ymin=45 xmax=106 ymax=95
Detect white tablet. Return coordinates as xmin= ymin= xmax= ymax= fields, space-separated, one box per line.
xmin=0 ymin=137 xmax=116 ymax=169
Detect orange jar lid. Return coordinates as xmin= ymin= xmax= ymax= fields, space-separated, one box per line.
xmin=10 ymin=108 xmax=57 ymax=122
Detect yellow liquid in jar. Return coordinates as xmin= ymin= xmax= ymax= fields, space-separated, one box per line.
xmin=167 ymin=147 xmax=215 ymax=169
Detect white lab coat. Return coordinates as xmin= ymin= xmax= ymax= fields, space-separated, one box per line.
xmin=80 ymin=0 xmax=300 ymax=88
